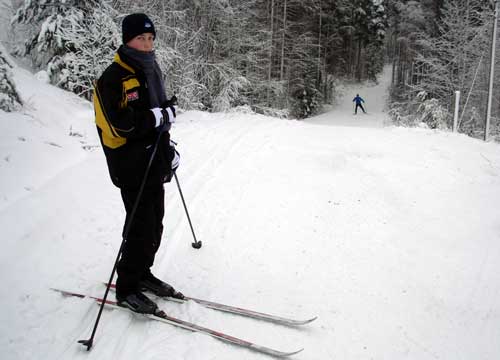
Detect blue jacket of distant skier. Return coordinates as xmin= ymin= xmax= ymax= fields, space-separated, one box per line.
xmin=353 ymin=95 xmax=365 ymax=105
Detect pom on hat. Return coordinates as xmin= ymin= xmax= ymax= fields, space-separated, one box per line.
xmin=122 ymin=13 xmax=156 ymax=44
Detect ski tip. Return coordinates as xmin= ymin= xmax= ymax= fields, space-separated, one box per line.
xmin=303 ymin=316 xmax=318 ymax=324
xmin=50 ymin=288 xmax=86 ymax=299
xmin=286 ymin=316 xmax=317 ymax=326
xmin=281 ymin=348 xmax=304 ymax=357
xmin=264 ymin=347 xmax=304 ymax=357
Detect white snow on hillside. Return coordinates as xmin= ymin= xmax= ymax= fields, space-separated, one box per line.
xmin=1 ymin=63 xmax=500 ymax=360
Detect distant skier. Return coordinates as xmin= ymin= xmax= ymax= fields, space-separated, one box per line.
xmin=352 ymin=94 xmax=366 ymax=114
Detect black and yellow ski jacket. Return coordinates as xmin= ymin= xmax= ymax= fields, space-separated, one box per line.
xmin=94 ymin=47 xmax=174 ymax=189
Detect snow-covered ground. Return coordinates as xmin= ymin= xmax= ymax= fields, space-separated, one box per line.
xmin=1 ymin=64 xmax=500 ymax=360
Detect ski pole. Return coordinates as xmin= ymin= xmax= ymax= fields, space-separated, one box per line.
xmin=174 ymin=172 xmax=202 ymax=249
xmin=78 ymin=123 xmax=169 ymax=351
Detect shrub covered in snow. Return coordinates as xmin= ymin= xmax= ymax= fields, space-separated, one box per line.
xmin=389 ymin=90 xmax=450 ymax=130
xmin=290 ymin=87 xmax=322 ymax=119
xmin=213 ymin=76 xmax=250 ymax=112
xmin=415 ymin=91 xmax=449 ymax=130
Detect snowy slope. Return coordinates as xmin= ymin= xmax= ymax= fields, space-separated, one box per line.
xmin=1 ymin=65 xmax=500 ymax=360
xmin=0 ymin=65 xmax=97 ymax=211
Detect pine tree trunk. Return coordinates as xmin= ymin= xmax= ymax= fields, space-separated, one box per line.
xmin=356 ymin=38 xmax=362 ymax=81
xmin=280 ymin=0 xmax=287 ymax=81
xmin=317 ymin=0 xmax=322 ymax=87
xmin=267 ymin=0 xmax=275 ymax=106
xmin=391 ymin=34 xmax=397 ymax=86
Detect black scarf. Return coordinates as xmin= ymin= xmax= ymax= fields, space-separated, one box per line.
xmin=119 ymin=45 xmax=167 ymax=108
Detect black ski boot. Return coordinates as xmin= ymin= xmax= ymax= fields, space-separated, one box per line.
xmin=116 ymin=291 xmax=158 ymax=314
xmin=140 ymin=273 xmax=185 ymax=299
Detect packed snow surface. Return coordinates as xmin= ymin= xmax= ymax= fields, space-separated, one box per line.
xmin=1 ymin=66 xmax=500 ymax=360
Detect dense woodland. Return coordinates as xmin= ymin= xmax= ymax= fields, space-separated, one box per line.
xmin=1 ymin=0 xmax=499 ymax=139
xmin=387 ymin=0 xmax=499 ymax=139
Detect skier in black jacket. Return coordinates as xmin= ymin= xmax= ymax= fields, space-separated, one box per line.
xmin=94 ymin=13 xmax=183 ymax=314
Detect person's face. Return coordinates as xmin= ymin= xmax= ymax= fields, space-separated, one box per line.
xmin=127 ymin=33 xmax=155 ymax=52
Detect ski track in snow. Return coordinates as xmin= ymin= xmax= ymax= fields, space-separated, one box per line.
xmin=1 ymin=67 xmax=500 ymax=359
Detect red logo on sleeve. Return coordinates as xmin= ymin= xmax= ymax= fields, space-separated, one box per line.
xmin=127 ymin=91 xmax=139 ymax=101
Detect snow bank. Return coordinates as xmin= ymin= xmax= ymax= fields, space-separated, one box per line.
xmin=0 ymin=65 xmax=96 ymax=211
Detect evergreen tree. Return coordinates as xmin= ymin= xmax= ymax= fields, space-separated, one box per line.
xmin=12 ymin=0 xmax=120 ymax=99
xmin=287 ymin=1 xmax=323 ymax=118
xmin=0 ymin=44 xmax=22 ymax=112
xmin=331 ymin=0 xmax=387 ymax=81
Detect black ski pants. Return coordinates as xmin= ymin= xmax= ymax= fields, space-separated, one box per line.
xmin=355 ymin=103 xmax=366 ymax=114
xmin=116 ymin=184 xmax=164 ymax=297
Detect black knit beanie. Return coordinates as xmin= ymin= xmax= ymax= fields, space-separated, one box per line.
xmin=122 ymin=13 xmax=156 ymax=44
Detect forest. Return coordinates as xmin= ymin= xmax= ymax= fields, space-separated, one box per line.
xmin=1 ymin=0 xmax=499 ymax=140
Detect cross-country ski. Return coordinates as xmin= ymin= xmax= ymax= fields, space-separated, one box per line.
xmin=52 ymin=288 xmax=303 ymax=357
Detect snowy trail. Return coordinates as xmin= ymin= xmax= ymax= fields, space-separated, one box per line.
xmin=2 ymin=67 xmax=500 ymax=360
xmin=307 ymin=67 xmax=392 ymax=128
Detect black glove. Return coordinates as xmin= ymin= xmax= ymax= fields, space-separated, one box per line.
xmin=161 ymin=96 xmax=177 ymax=123
xmin=162 ymin=95 xmax=178 ymax=107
